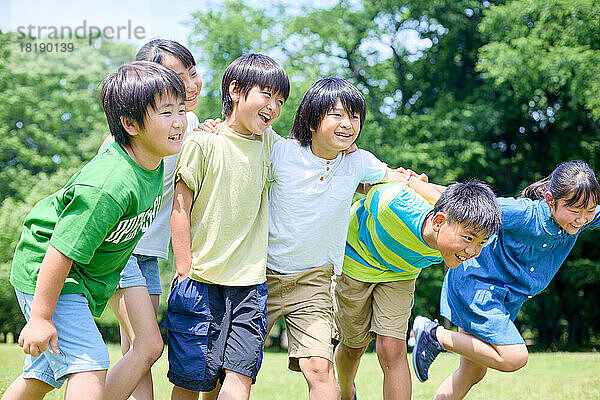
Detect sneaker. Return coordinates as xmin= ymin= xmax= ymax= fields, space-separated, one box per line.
xmin=412 ymin=315 xmax=446 ymax=382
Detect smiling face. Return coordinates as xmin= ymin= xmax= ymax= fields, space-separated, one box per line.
xmin=226 ymin=84 xmax=284 ymax=136
xmin=160 ymin=54 xmax=202 ymax=113
xmin=432 ymin=214 xmax=491 ymax=269
xmin=131 ymin=93 xmax=187 ymax=162
xmin=546 ymin=193 xmax=597 ymax=234
xmin=310 ymin=98 xmax=360 ymax=160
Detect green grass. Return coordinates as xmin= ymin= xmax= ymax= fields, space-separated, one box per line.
xmin=1 ymin=344 xmax=599 ymax=399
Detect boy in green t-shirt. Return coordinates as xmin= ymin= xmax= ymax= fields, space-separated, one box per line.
xmin=4 ymin=61 xmax=187 ymax=400
xmin=165 ymin=53 xmax=289 ymax=400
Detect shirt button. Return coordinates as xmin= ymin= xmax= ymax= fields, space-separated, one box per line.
xmin=490 ymin=285 xmax=494 ymax=290
xmin=558 ymin=230 xmax=562 ymax=234
xmin=542 ymin=243 xmax=547 ymax=248
xmin=326 ymin=161 xmax=330 ymax=164
xmin=530 ymin=267 xmax=535 ymax=272
xmin=528 ymin=295 xmax=533 ymax=298
xmin=319 ymin=176 xmax=324 ymax=181
xmin=326 ymin=167 xmax=330 ymax=171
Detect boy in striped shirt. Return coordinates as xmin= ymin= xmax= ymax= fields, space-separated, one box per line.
xmin=334 ymin=179 xmax=501 ymax=400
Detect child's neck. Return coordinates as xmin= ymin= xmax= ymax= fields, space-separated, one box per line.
xmin=421 ymin=215 xmax=438 ymax=249
xmin=310 ymin=143 xmax=340 ymax=160
xmin=121 ymin=143 xmax=162 ymax=171
xmin=224 ymin=115 xmax=255 ymax=137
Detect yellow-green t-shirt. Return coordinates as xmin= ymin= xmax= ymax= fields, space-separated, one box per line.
xmin=174 ymin=123 xmax=280 ymax=285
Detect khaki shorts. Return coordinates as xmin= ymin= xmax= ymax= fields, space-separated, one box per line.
xmin=266 ymin=265 xmax=335 ymax=372
xmin=334 ymin=273 xmax=416 ymax=348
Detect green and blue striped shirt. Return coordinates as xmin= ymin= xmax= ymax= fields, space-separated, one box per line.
xmin=343 ymin=183 xmax=443 ymax=282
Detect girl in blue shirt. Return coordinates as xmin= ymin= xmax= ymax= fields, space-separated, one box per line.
xmin=412 ymin=160 xmax=600 ymax=399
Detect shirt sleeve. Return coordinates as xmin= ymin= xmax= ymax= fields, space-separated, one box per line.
xmin=497 ymin=197 xmax=535 ymax=231
xmin=174 ymin=138 xmax=205 ymax=195
xmin=186 ymin=112 xmax=200 ymax=131
xmin=358 ymin=150 xmax=388 ymax=184
xmin=268 ymin=138 xmax=286 ymax=182
xmin=50 ymin=186 xmax=124 ymax=264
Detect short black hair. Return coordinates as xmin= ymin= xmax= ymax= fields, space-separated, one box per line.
xmin=135 ymin=39 xmax=196 ymax=69
xmin=431 ymin=179 xmax=502 ymax=235
xmin=101 ymin=61 xmax=186 ymax=145
xmin=290 ymin=77 xmax=366 ymax=147
xmin=221 ymin=53 xmax=290 ymax=118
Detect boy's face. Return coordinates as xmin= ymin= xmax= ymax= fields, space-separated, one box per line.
xmin=134 ymin=93 xmax=187 ymax=159
xmin=433 ymin=215 xmax=491 ymax=269
xmin=161 ymin=55 xmax=202 ymax=113
xmin=229 ymin=84 xmax=284 ymax=135
xmin=311 ymin=98 xmax=360 ymax=159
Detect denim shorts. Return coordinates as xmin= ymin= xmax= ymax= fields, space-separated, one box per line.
xmin=162 ymin=278 xmax=268 ymax=392
xmin=15 ymin=289 xmax=110 ymax=388
xmin=117 ymin=253 xmax=162 ymax=295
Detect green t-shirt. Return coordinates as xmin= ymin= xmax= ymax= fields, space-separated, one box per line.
xmin=10 ymin=141 xmax=164 ymax=317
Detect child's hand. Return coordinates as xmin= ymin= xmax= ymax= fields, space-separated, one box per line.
xmin=343 ymin=143 xmax=358 ymax=154
xmin=194 ymin=118 xmax=221 ymax=134
xmin=397 ymin=167 xmax=428 ymax=183
xmin=18 ymin=317 xmax=59 ymax=357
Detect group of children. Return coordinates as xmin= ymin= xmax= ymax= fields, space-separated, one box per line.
xmin=3 ymin=37 xmax=600 ymax=400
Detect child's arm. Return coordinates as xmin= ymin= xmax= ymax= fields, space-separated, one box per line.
xmin=171 ymin=180 xmax=194 ymax=282
xmin=407 ymin=178 xmax=446 ymax=204
xmin=18 ymin=245 xmax=72 ymax=357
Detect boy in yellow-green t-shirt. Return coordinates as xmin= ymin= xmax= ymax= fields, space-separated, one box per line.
xmin=164 ymin=54 xmax=289 ymax=399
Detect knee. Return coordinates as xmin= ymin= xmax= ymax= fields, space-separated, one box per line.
xmin=467 ymin=366 xmax=487 ymax=384
xmin=148 ymin=336 xmax=165 ymax=363
xmin=300 ymin=357 xmax=334 ymax=384
xmin=376 ymin=336 xmax=406 ymax=366
xmin=135 ymin=333 xmax=164 ymax=365
xmin=501 ymin=351 xmax=528 ymax=372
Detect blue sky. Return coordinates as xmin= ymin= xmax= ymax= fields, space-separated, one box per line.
xmin=0 ymin=0 xmax=339 ymax=49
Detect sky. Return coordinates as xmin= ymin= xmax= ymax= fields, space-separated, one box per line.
xmin=0 ymin=0 xmax=340 ymax=49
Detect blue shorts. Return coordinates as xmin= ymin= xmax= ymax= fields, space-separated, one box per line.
xmin=15 ymin=289 xmax=110 ymax=388
xmin=117 ymin=254 xmax=162 ymax=295
xmin=162 ymin=278 xmax=268 ymax=392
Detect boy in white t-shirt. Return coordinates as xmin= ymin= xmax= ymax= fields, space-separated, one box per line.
xmin=266 ymin=77 xmax=410 ymax=400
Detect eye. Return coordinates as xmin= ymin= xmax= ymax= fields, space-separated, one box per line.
xmin=161 ymin=111 xmax=172 ymax=115
xmin=352 ymin=114 xmax=360 ymax=119
xmin=277 ymin=99 xmax=284 ymax=106
xmin=263 ymin=91 xmax=272 ymax=97
xmin=463 ymin=236 xmax=473 ymax=242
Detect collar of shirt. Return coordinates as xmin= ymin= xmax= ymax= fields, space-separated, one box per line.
xmin=539 ymin=201 xmax=563 ymax=236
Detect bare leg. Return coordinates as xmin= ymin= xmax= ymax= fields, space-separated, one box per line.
xmin=334 ymin=344 xmax=367 ymax=400
xmin=434 ymin=356 xmax=487 ymax=400
xmin=436 ymin=327 xmax=528 ymax=372
xmin=202 ymin=381 xmax=221 ymax=400
xmin=217 ymin=370 xmax=251 ymax=400
xmin=298 ymin=356 xmax=339 ymax=400
xmin=64 ymin=370 xmax=107 ymax=400
xmin=375 ymin=335 xmax=411 ymax=400
xmin=1 ymin=376 xmax=54 ymax=400
xmin=105 ymin=287 xmax=164 ymax=400
xmin=171 ymin=386 xmax=200 ymax=400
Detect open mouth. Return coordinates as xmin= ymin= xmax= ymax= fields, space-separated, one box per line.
xmin=186 ymin=92 xmax=198 ymax=102
xmin=455 ymin=254 xmax=468 ymax=263
xmin=334 ymin=131 xmax=353 ymax=139
xmin=569 ymin=223 xmax=584 ymax=230
xmin=258 ymin=111 xmax=272 ymax=125
xmin=168 ymin=133 xmax=183 ymax=142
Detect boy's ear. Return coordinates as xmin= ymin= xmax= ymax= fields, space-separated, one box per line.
xmin=228 ymin=80 xmax=240 ymax=103
xmin=120 ymin=116 xmax=141 ymax=137
xmin=431 ymin=212 xmax=447 ymax=233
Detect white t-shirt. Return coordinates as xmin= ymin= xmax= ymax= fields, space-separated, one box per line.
xmin=133 ymin=112 xmax=199 ymax=259
xmin=267 ymin=138 xmax=387 ymax=275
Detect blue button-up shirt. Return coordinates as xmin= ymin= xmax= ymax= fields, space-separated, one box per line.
xmin=441 ymin=197 xmax=600 ymax=344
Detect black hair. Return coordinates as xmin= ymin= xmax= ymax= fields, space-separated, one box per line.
xmin=290 ymin=77 xmax=367 ymax=147
xmin=221 ymin=53 xmax=290 ymax=118
xmin=135 ymin=39 xmax=196 ymax=69
xmin=521 ymin=160 xmax=600 ymax=207
xmin=101 ymin=61 xmax=186 ymax=145
xmin=431 ymin=179 xmax=502 ymax=235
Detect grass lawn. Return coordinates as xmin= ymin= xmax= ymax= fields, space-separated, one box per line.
xmin=1 ymin=344 xmax=599 ymax=399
